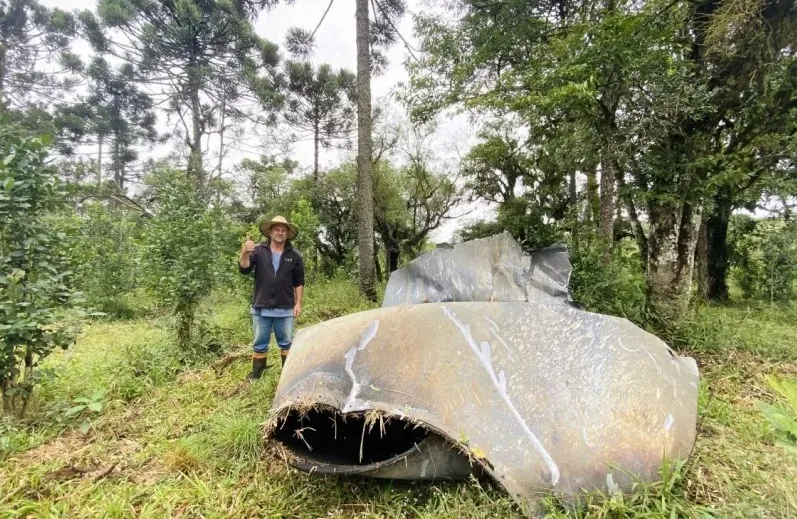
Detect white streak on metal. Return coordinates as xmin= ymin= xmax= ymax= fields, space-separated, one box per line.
xmin=616 ymin=336 xmax=640 ymax=353
xmin=497 ymin=370 xmax=507 ymax=393
xmin=490 ymin=329 xmax=517 ymax=361
xmin=483 ymin=315 xmax=500 ymax=332
xmin=342 ymin=320 xmax=380 ymax=412
xmin=420 ymin=459 xmax=429 ymax=477
xmin=581 ymin=427 xmax=594 ymax=447
xmin=606 ymin=473 xmax=619 ymax=495
xmin=465 ymin=311 xmax=516 ymax=361
xmin=664 ymin=413 xmax=674 ymax=431
xmin=441 ymin=306 xmax=560 ymax=486
xmin=645 ymin=350 xmax=662 ymax=375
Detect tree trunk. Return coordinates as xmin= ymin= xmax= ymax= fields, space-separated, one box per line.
xmin=695 ymin=220 xmax=709 ymax=300
xmin=387 ymin=246 xmax=400 ymax=273
xmin=114 ymin=132 xmax=124 ymax=192
xmin=20 ymin=347 xmax=33 ymax=417
xmin=705 ymin=188 xmax=733 ymax=301
xmin=355 ymin=0 xmax=377 ymax=302
xmin=617 ymin=169 xmax=648 ymax=270
xmin=0 ymin=41 xmax=6 ymax=107
xmin=568 ymin=170 xmax=577 ymax=211
xmin=97 ymin=135 xmax=103 ymax=186
xmin=647 ymin=200 xmax=702 ymax=321
xmin=585 ymin=165 xmax=600 ymax=223
xmin=313 ymin=113 xmax=320 ymax=183
xmin=177 ymin=306 xmax=194 ymax=350
xmin=187 ymin=81 xmax=204 ymax=182
xmin=374 ymin=239 xmax=383 ymax=283
xmin=217 ymin=99 xmax=226 ymax=177
xmin=599 ymin=158 xmax=616 ymax=263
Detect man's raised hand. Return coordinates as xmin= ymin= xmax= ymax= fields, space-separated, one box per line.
xmin=244 ymin=234 xmax=255 ymax=253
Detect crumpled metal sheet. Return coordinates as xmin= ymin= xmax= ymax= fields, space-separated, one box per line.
xmin=267 ymin=233 xmax=699 ymax=514
xmin=383 ymin=232 xmax=573 ymax=306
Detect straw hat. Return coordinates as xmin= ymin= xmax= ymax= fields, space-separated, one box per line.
xmin=259 ymin=215 xmax=298 ymax=240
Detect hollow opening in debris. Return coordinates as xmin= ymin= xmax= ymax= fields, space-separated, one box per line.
xmin=273 ymin=407 xmax=430 ymax=466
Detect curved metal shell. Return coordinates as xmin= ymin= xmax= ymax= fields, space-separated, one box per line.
xmin=267 ymin=301 xmax=699 ymax=512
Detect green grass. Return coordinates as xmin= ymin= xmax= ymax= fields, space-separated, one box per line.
xmin=1 ymin=279 xmax=796 ymax=518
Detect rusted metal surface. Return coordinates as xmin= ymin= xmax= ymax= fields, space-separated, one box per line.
xmin=266 ymin=233 xmax=699 ymax=515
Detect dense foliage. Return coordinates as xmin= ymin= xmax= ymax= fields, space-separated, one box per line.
xmin=140 ymin=169 xmax=237 ymax=350
xmin=0 ymin=126 xmax=79 ymax=415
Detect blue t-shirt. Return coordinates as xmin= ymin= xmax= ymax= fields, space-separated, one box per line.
xmin=252 ymin=250 xmax=293 ymax=318
xmin=271 ymin=251 xmax=282 ymax=274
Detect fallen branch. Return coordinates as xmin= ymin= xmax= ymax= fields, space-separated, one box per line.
xmin=212 ymin=349 xmax=251 ymax=377
xmin=93 ymin=462 xmax=118 ymax=482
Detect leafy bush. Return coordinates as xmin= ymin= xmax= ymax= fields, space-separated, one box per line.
xmin=50 ymin=204 xmax=143 ymax=317
xmin=757 ymin=375 xmax=797 ymax=454
xmin=567 ymin=224 xmax=649 ymax=324
xmin=0 ymin=128 xmax=81 ymax=416
xmin=63 ymin=388 xmax=106 ymax=434
xmin=140 ymin=169 xmax=231 ymax=350
xmin=290 ymin=198 xmax=321 ymax=277
xmin=729 ymin=216 xmax=797 ymax=302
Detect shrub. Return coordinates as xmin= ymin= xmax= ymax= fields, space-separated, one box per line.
xmin=0 ymin=128 xmax=80 ymax=416
xmin=730 ymin=216 xmax=797 ymax=303
xmin=140 ymin=169 xmax=229 ymax=351
xmin=567 ymin=224 xmax=649 ymax=324
xmin=290 ymin=198 xmax=321 ymax=277
xmin=50 ymin=204 xmax=143 ymax=317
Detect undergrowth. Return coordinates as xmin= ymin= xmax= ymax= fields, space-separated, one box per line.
xmin=0 ymin=278 xmax=795 ymax=518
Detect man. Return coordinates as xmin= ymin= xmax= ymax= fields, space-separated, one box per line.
xmin=239 ymin=215 xmax=305 ymax=379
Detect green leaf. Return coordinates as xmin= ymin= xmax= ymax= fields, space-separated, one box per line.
xmin=3 ymin=153 xmax=14 ymax=165
xmin=88 ymin=402 xmax=103 ymax=413
xmin=2 ymin=178 xmax=13 ymax=190
xmin=65 ymin=405 xmax=86 ymax=416
xmin=79 ymin=421 xmax=91 ymax=435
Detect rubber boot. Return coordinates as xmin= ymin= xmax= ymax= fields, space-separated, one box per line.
xmin=281 ymin=353 xmax=288 ymax=368
xmin=248 ymin=357 xmax=267 ymax=380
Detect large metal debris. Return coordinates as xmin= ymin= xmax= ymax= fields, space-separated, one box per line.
xmin=266 ymin=233 xmax=699 ymax=515
xmin=382 ymin=232 xmax=573 ymax=306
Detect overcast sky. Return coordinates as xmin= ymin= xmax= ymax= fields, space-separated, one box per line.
xmin=40 ymin=0 xmax=489 ymax=241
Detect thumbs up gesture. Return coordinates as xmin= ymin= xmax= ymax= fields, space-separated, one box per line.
xmin=243 ymin=234 xmax=255 ymax=253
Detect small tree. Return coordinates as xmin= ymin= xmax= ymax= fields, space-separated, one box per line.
xmin=0 ymin=126 xmax=78 ymax=415
xmin=290 ymin=198 xmax=321 ymax=276
xmin=140 ymin=169 xmax=218 ymax=350
xmin=282 ymin=61 xmax=356 ymax=182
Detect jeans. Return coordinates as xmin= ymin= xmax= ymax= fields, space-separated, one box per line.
xmin=252 ymin=315 xmax=294 ymax=353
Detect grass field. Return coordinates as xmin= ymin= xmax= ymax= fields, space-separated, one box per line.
xmin=1 ymin=279 xmax=796 ymax=518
